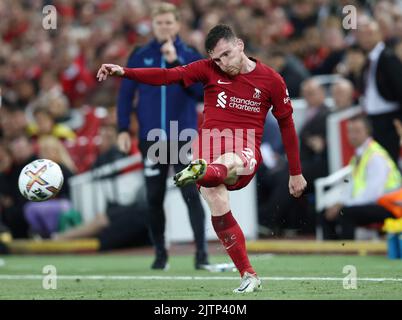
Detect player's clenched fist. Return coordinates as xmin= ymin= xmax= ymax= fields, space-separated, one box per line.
xmin=289 ymin=174 xmax=307 ymax=198
xmin=97 ymin=64 xmax=125 ymax=81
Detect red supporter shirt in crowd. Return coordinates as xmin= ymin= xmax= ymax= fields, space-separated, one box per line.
xmin=122 ymin=58 xmax=302 ymax=176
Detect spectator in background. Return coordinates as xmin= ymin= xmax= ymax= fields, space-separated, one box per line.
xmin=395 ymin=39 xmax=402 ymax=62
xmin=0 ymin=103 xmax=29 ymax=142
xmin=28 ymin=107 xmax=76 ymax=142
xmin=263 ymin=48 xmax=310 ymax=98
xmin=92 ymin=124 xmax=126 ymax=169
xmin=259 ymin=7 xmax=295 ymax=48
xmin=0 ymin=142 xmax=13 ymax=183
xmin=300 ymin=26 xmax=330 ymax=72
xmin=29 ymin=72 xmax=85 ymax=131
xmin=0 ymin=135 xmax=37 ymax=238
xmin=336 ymin=44 xmax=366 ymax=100
xmin=36 ymin=72 xmax=64 ymax=103
xmin=330 ymin=78 xmax=356 ymax=111
xmin=393 ymin=117 xmax=402 ymax=169
xmin=0 ymin=142 xmax=13 ymax=239
xmin=23 ymin=136 xmax=76 ymax=238
xmin=57 ymin=44 xmax=96 ymax=108
xmin=52 ymin=120 xmax=149 ymax=250
xmin=14 ymin=79 xmax=37 ymax=109
xmin=375 ymin=118 xmax=402 ymax=213
xmin=53 ymin=199 xmax=151 ymax=251
xmin=117 ymin=2 xmax=209 ymax=270
xmin=372 ymin=0 xmax=402 ymax=48
xmin=298 ymin=79 xmax=330 ymax=180
xmin=46 ymin=94 xmax=84 ymax=131
xmin=321 ymin=115 xmax=401 ymax=239
xmin=311 ymin=19 xmax=346 ymax=75
xmin=288 ymin=0 xmax=319 ymax=39
xmin=38 ymin=135 xmax=77 ymax=175
xmin=358 ymin=20 xmax=402 ymax=164
xmin=260 ymin=79 xmax=330 ymax=235
xmin=89 ymin=123 xmax=128 ymax=207
xmin=256 ymin=112 xmax=288 ymax=235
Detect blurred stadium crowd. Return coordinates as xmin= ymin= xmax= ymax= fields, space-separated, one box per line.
xmin=1 ymin=0 xmax=402 ymax=248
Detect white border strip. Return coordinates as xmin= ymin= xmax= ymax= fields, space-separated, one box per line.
xmin=0 ymin=275 xmax=401 ymax=282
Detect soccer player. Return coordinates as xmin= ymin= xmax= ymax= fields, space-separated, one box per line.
xmin=117 ymin=2 xmax=209 ymax=270
xmin=97 ymin=24 xmax=307 ymax=293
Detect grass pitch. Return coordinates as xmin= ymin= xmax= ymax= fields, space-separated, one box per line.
xmin=0 ymin=254 xmax=401 ymax=300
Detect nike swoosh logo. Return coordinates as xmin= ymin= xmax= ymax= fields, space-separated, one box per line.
xmin=238 ymin=283 xmax=250 ymax=292
xmin=225 ymin=242 xmax=237 ymax=250
xmin=217 ymin=79 xmax=232 ymax=84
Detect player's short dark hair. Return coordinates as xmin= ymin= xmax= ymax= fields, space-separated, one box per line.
xmin=205 ymin=24 xmax=236 ymax=54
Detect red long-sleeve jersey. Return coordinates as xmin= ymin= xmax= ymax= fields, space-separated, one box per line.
xmin=122 ymin=58 xmax=301 ymax=176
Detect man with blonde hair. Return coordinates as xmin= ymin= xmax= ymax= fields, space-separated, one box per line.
xmin=117 ymin=2 xmax=208 ymax=270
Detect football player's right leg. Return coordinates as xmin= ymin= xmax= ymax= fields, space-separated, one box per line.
xmin=200 ymin=185 xmax=258 ymax=291
xmin=233 ymin=272 xmax=262 ymax=293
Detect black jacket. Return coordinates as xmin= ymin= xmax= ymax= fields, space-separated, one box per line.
xmin=375 ymin=47 xmax=402 ymax=107
xmin=299 ymin=105 xmax=330 ymax=165
xmin=362 ymin=46 xmax=402 ymax=109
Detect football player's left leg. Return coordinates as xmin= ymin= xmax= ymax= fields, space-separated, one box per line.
xmin=196 ymin=152 xmax=244 ymax=188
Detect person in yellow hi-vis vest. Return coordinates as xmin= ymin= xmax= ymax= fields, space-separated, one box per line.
xmin=321 ymin=115 xmax=401 ymax=239
xmin=376 ymin=119 xmax=402 ymax=218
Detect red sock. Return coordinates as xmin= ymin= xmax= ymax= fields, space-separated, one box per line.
xmin=197 ymin=164 xmax=228 ymax=188
xmin=212 ymin=211 xmax=255 ymax=277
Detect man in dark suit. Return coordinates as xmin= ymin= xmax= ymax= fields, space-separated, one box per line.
xmin=358 ymin=20 xmax=402 ymax=164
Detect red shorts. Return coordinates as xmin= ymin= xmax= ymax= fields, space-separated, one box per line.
xmin=192 ymin=133 xmax=262 ymax=191
xmin=225 ymin=146 xmax=262 ymax=190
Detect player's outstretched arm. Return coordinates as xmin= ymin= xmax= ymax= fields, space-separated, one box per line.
xmin=97 ymin=64 xmax=125 ymax=81
xmin=97 ymin=63 xmax=185 ymax=86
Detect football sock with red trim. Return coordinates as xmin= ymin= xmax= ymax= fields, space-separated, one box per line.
xmin=211 ymin=211 xmax=256 ymax=277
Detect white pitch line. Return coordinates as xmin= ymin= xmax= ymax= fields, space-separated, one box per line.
xmin=0 ymin=275 xmax=402 ymax=282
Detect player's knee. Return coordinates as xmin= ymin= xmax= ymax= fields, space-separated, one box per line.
xmin=214 ymin=153 xmax=243 ymax=172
